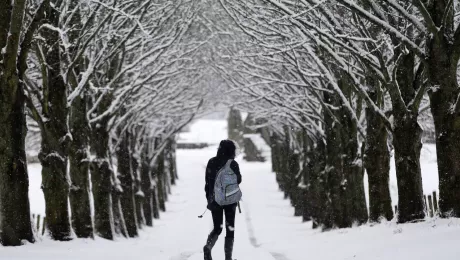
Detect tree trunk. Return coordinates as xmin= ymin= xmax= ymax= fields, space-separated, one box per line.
xmin=39 ymin=8 xmax=72 ymax=240
xmin=112 ymin=147 xmax=127 ymax=237
xmin=156 ymin=151 xmax=167 ymax=212
xmin=129 ymin=132 xmax=145 ymax=228
xmin=286 ymin=144 xmax=301 ymax=215
xmin=429 ymin=79 xmax=460 ymax=217
xmin=324 ymin=125 xmax=346 ymax=229
xmin=91 ymin=159 xmax=114 ymax=239
xmin=91 ymin=121 xmax=114 ymax=239
xmin=275 ymin=132 xmax=289 ymax=196
xmin=389 ymin=49 xmax=425 ymax=223
xmin=0 ymin=0 xmax=40 ymax=246
xmin=270 ymin=134 xmax=281 ymax=173
xmin=116 ymin=132 xmax=138 ymax=237
xmin=339 ymin=80 xmax=368 ymax=225
xmin=69 ymin=93 xmax=93 ymax=238
xmin=365 ymin=106 xmax=393 ymax=222
xmin=132 ymin=162 xmax=145 ymax=229
xmin=323 ymin=91 xmax=349 ymax=229
xmin=427 ymin=35 xmax=460 ymax=217
xmin=0 ymin=80 xmax=34 ymax=246
xmin=135 ymin=194 xmax=144 ymax=229
xmin=228 ymin=108 xmax=244 ymax=147
xmin=287 ymin=134 xmax=300 ymax=202
xmin=141 ymin=142 xmax=154 ymax=227
xmin=166 ymin=139 xmax=177 ymax=186
xmin=426 ymin=0 xmax=460 ymax=218
xmin=343 ymin=138 xmax=368 ymax=224
xmin=309 ymin=141 xmax=327 ymax=229
xmin=343 ymin=136 xmax=368 ymax=225
xmin=112 ymin=186 xmax=128 ymax=237
xmin=152 ymin=185 xmax=160 ymax=219
xmin=392 ymin=112 xmax=425 ymax=223
xmin=142 ymin=191 xmax=154 ymax=227
xmin=300 ymin=131 xmax=312 ymax=222
xmin=66 ymin=0 xmax=93 ymax=239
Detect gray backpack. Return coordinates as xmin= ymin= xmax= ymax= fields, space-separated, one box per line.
xmin=214 ymin=159 xmax=242 ymax=206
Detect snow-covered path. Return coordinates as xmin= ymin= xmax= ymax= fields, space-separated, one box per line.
xmin=0 ymin=119 xmax=288 ymax=260
xmin=0 ymin=146 xmax=277 ymax=260
xmin=2 ymin=119 xmax=460 ymax=260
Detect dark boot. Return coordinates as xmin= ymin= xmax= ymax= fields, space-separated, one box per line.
xmin=203 ymin=232 xmax=219 ymax=260
xmin=224 ymin=237 xmax=234 ymax=260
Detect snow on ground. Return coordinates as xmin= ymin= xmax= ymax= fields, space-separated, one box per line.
xmin=28 ymin=164 xmax=45 ymax=216
xmin=242 ymin=158 xmax=460 ymax=260
xmin=177 ymin=119 xmax=227 ymax=145
xmin=3 ymin=119 xmax=459 ymax=260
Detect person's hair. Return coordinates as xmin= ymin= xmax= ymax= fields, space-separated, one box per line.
xmin=216 ymin=140 xmax=236 ymax=159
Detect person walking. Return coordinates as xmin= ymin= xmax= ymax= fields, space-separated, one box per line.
xmin=203 ymin=140 xmax=242 ymax=260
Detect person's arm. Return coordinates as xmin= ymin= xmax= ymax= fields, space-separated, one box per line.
xmin=231 ymin=161 xmax=242 ymax=184
xmin=205 ymin=159 xmax=212 ymax=200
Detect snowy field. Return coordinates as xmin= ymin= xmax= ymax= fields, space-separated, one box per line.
xmin=2 ymin=119 xmax=460 ymax=259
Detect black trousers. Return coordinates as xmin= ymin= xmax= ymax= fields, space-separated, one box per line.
xmin=209 ymin=203 xmax=237 ymax=239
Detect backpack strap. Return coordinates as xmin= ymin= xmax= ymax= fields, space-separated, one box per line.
xmin=217 ymin=159 xmax=234 ymax=176
xmin=225 ymin=159 xmax=233 ymax=168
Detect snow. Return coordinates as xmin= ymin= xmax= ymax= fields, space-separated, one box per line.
xmin=177 ymin=119 xmax=227 ymax=145
xmin=3 ymin=119 xmax=459 ymax=260
xmin=243 ymin=133 xmax=271 ymax=159
xmin=28 ymin=164 xmax=45 ymax=216
xmin=240 ymin=152 xmax=459 ymax=260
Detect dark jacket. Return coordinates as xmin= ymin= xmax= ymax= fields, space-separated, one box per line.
xmin=205 ymin=157 xmax=242 ymax=202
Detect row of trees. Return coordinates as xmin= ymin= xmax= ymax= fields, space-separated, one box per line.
xmin=0 ymin=0 xmax=209 ymax=246
xmin=216 ymin=0 xmax=460 ymax=229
